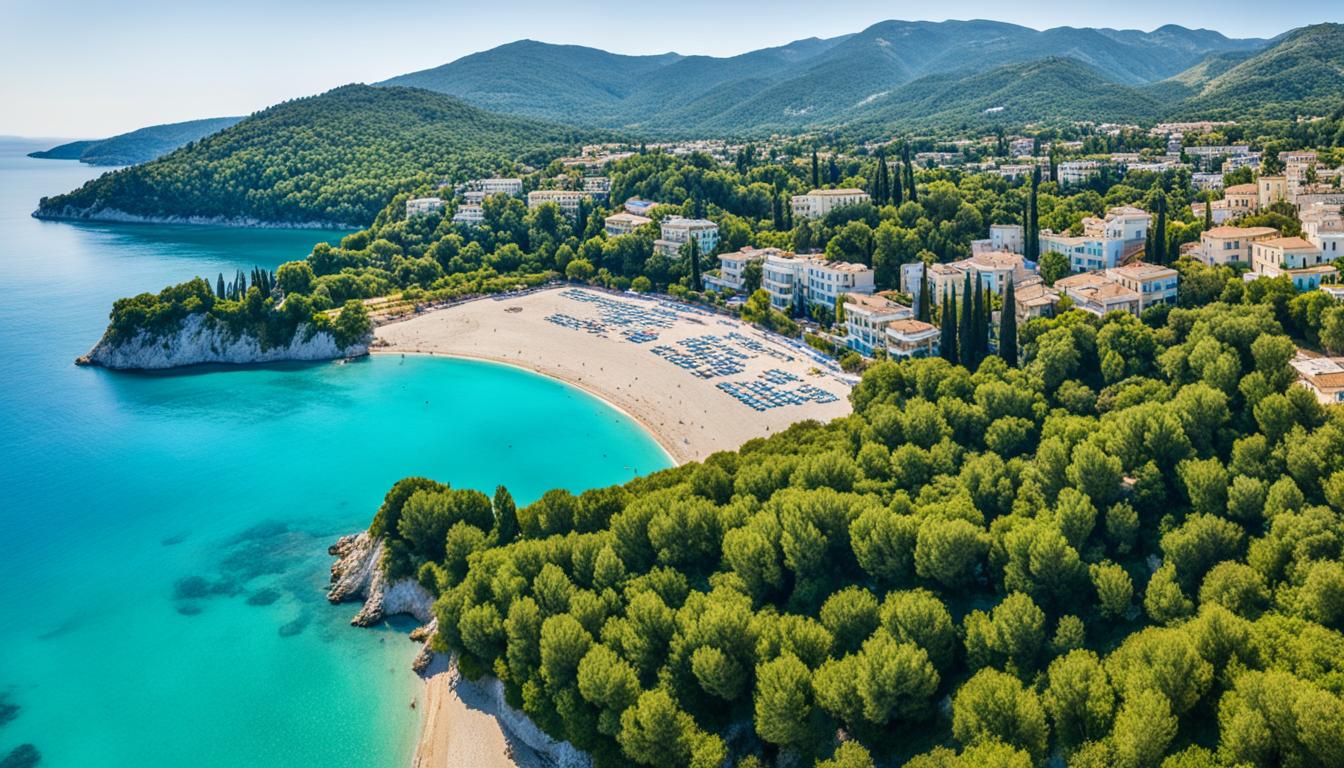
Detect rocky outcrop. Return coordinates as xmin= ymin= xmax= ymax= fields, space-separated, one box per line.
xmin=326 ymin=531 xmax=433 ymax=626
xmin=33 ymin=205 xmax=352 ymax=229
xmin=79 ymin=313 xmax=368 ymax=370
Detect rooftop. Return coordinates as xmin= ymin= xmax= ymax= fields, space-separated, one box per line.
xmin=801 ymin=188 xmax=868 ymax=197
xmin=1108 ymin=261 xmax=1178 ymax=280
xmin=1258 ymin=236 xmax=1318 ymax=251
xmin=844 ymin=292 xmax=910 ymax=314
xmin=1204 ymin=226 xmax=1278 ymax=239
xmin=1225 ymin=183 xmax=1258 ymax=194
xmin=886 ymin=319 xmax=939 ymax=336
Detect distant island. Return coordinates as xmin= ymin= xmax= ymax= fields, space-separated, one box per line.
xmin=28 ymin=115 xmax=242 ymax=166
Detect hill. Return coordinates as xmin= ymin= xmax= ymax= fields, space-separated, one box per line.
xmin=34 ymin=84 xmax=599 ymax=227
xmin=382 ymin=20 xmax=1265 ymax=136
xmin=27 ymin=116 xmax=243 ymax=166
xmin=1172 ymin=23 xmax=1344 ymax=120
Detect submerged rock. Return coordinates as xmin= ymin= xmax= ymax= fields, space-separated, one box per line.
xmin=0 ymin=743 xmax=40 ymax=768
xmin=245 ymin=589 xmax=281 ymax=606
xmin=0 ymin=695 xmax=17 ymax=728
xmin=78 ymin=314 xmax=367 ymax=370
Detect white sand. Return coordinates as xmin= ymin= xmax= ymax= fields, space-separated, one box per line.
xmin=374 ymin=287 xmax=854 ymax=465
xmin=413 ymin=656 xmax=544 ymax=768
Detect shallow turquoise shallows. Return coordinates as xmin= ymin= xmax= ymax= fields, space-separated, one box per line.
xmin=0 ymin=140 xmax=671 ymax=767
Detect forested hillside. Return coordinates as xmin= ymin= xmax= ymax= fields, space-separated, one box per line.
xmin=374 ymin=301 xmax=1344 ymax=768
xmin=381 ymin=20 xmax=1267 ymax=136
xmin=28 ymin=116 xmax=243 ymax=166
xmin=35 ymin=85 xmax=598 ymax=226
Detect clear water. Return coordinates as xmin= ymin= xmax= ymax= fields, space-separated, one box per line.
xmin=0 ymin=140 xmax=670 ymax=766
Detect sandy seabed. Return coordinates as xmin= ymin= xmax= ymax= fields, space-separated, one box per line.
xmin=377 ymin=288 xmax=855 ymax=767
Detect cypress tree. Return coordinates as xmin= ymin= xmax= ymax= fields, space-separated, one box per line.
xmin=877 ymin=155 xmax=891 ymax=205
xmin=493 ymin=485 xmax=518 ymax=544
xmin=940 ymin=288 xmax=958 ymax=363
xmin=918 ymin=268 xmax=931 ymax=322
xmin=1000 ymin=279 xmax=1018 ymax=366
xmin=903 ymin=145 xmax=918 ymax=203
xmin=811 ymin=150 xmax=820 ymax=188
xmin=971 ymin=274 xmax=985 ymax=365
xmin=216 ymin=273 xmax=225 ymax=298
xmin=1203 ymin=192 xmax=1213 ymax=231
xmin=772 ymin=192 xmax=783 ymax=230
xmin=1028 ymin=166 xmax=1041 ymax=260
xmin=1155 ymin=193 xmax=1168 ymax=264
xmin=979 ymin=285 xmax=992 ymax=359
xmin=893 ymin=153 xmax=904 ymax=206
xmin=959 ymin=271 xmax=975 ymax=368
xmin=687 ymin=236 xmax=702 ymax=291
xmin=828 ymin=156 xmax=839 ymax=185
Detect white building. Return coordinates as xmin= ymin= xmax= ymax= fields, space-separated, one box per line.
xmin=885 ymin=319 xmax=941 ymax=358
xmin=1058 ymin=161 xmax=1101 ymax=186
xmin=990 ymin=224 xmax=1024 ymax=254
xmin=1054 ymin=272 xmax=1142 ymax=316
xmin=655 ymin=217 xmax=719 ymax=258
xmin=466 ymin=178 xmax=524 ymax=197
xmin=1249 ymin=236 xmax=1338 ymax=291
xmin=761 ymin=252 xmax=875 ymax=312
xmin=1038 ymin=205 xmax=1150 ymax=272
xmin=583 ymin=176 xmax=612 ymax=199
xmin=844 ymin=293 xmax=914 ymax=357
xmin=406 ymin=197 xmax=445 ymax=217
xmin=705 ymin=246 xmax=778 ymax=293
xmin=1192 ymin=172 xmax=1225 ymax=190
xmin=603 ymin=212 xmax=652 ymax=236
xmin=527 ymin=190 xmax=586 ymax=218
xmin=790 ymin=189 xmax=871 ymax=220
xmin=452 ymin=204 xmax=484 ymax=226
xmin=1196 ymin=226 xmax=1279 ymax=266
xmin=1301 ymin=204 xmax=1344 ymax=260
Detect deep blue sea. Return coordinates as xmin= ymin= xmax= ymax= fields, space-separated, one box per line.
xmin=0 ymin=140 xmax=670 ymax=766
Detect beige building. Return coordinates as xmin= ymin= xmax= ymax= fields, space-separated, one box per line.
xmin=790 ymin=188 xmax=871 ymax=220
xmin=1224 ymin=183 xmax=1258 ymax=214
xmin=1104 ymin=261 xmax=1179 ymax=310
xmin=1291 ymin=355 xmax=1344 ymax=404
xmin=1054 ymin=272 xmax=1141 ymax=316
xmin=1013 ymin=278 xmax=1060 ymax=322
xmin=885 ymin=319 xmax=941 ymax=358
xmin=1196 ymin=226 xmax=1279 ymax=266
xmin=844 ymin=293 xmax=914 ymax=357
xmin=1258 ymin=176 xmax=1288 ymax=209
xmin=603 ymin=212 xmax=652 ymax=236
xmin=405 ymin=197 xmax=445 ymax=217
xmin=1249 ymin=236 xmax=1337 ymax=291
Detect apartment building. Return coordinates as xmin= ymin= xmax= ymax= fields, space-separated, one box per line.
xmin=990 ymin=224 xmax=1024 ymax=254
xmin=790 ymin=188 xmax=871 ymax=220
xmin=1191 ymin=172 xmax=1225 ymax=191
xmin=885 ymin=319 xmax=941 ymax=358
xmin=1291 ymin=355 xmax=1344 ymax=405
xmin=844 ymin=293 xmax=914 ymax=357
xmin=624 ymin=198 xmax=662 ymax=216
xmin=1250 ymin=236 xmax=1337 ymax=291
xmin=466 ymin=178 xmax=523 ymax=197
xmin=1196 ymin=226 xmax=1279 ymax=266
xmin=406 ymin=197 xmax=445 ymax=217
xmin=1054 ymin=272 xmax=1141 ymax=316
xmin=1038 ymin=206 xmax=1149 ymax=272
xmin=1105 ymin=261 xmax=1179 ymax=310
xmin=761 ymin=253 xmax=875 ymax=312
xmin=1282 ymin=151 xmax=1317 ymax=199
xmin=654 ymin=216 xmax=719 ymax=258
xmin=451 ymin=204 xmax=484 ymax=226
xmin=705 ymin=247 xmax=778 ymax=293
xmin=603 ymin=212 xmax=652 ymax=236
xmin=527 ymin=190 xmax=585 ymax=217
xmin=1057 ymin=160 xmax=1101 ymax=186
xmin=1258 ymin=176 xmax=1288 ymax=209
xmin=582 ymin=176 xmax=612 ymax=199
xmin=1224 ymin=183 xmax=1258 ymax=214
xmin=1301 ymin=204 xmax=1344 ymax=259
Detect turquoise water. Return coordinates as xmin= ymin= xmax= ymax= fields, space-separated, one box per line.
xmin=0 ymin=140 xmax=670 ymax=766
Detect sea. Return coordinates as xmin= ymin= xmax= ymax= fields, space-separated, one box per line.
xmin=0 ymin=139 xmax=670 ymax=767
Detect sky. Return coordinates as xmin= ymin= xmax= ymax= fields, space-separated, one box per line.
xmin=0 ymin=0 xmax=1333 ymax=138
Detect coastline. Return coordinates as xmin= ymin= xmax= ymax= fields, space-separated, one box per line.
xmin=372 ymin=287 xmax=854 ymax=466
xmin=31 ymin=206 xmax=357 ymax=230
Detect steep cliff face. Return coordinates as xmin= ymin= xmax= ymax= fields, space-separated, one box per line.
xmin=326 ymin=531 xmax=434 ymax=625
xmin=79 ymin=313 xmax=368 ymax=370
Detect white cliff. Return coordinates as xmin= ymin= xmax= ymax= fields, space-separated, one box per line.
xmin=79 ymin=313 xmax=368 ymax=370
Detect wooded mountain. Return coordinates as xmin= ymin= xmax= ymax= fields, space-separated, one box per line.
xmin=381 ymin=19 xmax=1272 ymax=135
xmin=28 ymin=116 xmax=243 ymax=166
xmin=34 ymin=85 xmax=598 ymax=227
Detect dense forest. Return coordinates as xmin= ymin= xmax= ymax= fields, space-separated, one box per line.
xmin=27 ymin=116 xmax=243 ymax=166
xmin=372 ymin=298 xmax=1344 ymax=768
xmin=35 ymin=85 xmax=599 ymax=226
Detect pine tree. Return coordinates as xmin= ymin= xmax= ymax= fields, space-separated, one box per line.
xmin=959 ymin=272 xmax=975 ymax=368
xmin=918 ymin=268 xmax=931 ymax=322
xmin=811 ymin=150 xmax=820 ymax=188
xmin=493 ymin=485 xmax=518 ymax=544
xmin=940 ymin=288 xmax=958 ymax=363
xmin=1000 ymin=279 xmax=1018 ymax=366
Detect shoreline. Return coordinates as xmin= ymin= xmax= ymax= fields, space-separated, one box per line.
xmin=31 ymin=207 xmax=357 ymax=230
xmin=373 ymin=287 xmax=854 ymax=466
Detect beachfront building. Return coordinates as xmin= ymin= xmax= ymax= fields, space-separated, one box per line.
xmin=583 ymin=176 xmax=612 ymax=200
xmin=604 ymin=212 xmax=652 ymax=236
xmin=1249 ymin=236 xmax=1337 ymax=291
xmin=1013 ymin=279 xmax=1061 ymax=322
xmin=1054 ymin=272 xmax=1141 ymax=316
xmin=527 ymin=190 xmax=585 ymax=218
xmin=406 ymin=197 xmax=445 ymax=217
xmin=843 ymin=293 xmax=914 ymax=357
xmin=1038 ymin=205 xmax=1150 ymax=273
xmin=762 ymin=252 xmax=875 ymax=312
xmin=791 ymin=189 xmax=871 ymax=220
xmin=1225 ymin=183 xmax=1259 ymax=214
xmin=1195 ymin=226 xmax=1279 ymax=266
xmin=452 ymin=204 xmax=484 ymax=226
xmin=654 ymin=217 xmax=719 ymax=258
xmin=705 ymin=246 xmax=777 ymax=293
xmin=763 ymin=252 xmax=808 ymax=311
xmin=1105 ymin=262 xmax=1179 ymax=311
xmin=885 ymin=319 xmax=941 ymax=358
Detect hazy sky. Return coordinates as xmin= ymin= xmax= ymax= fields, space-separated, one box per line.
xmin=0 ymin=0 xmax=1331 ymax=137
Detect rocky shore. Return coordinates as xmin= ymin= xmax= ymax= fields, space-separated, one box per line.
xmin=32 ymin=205 xmax=354 ymax=229
xmin=77 ymin=314 xmax=368 ymax=370
xmin=328 ymin=531 xmax=590 ymax=768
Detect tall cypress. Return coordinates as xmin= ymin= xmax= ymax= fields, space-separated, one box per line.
xmin=877 ymin=155 xmax=891 ymax=205
xmin=687 ymin=236 xmax=702 ymax=291
xmin=811 ymin=150 xmax=820 ymax=188
xmin=903 ymin=145 xmax=918 ymax=203
xmin=1000 ymin=279 xmax=1018 ymax=366
xmin=980 ymin=285 xmax=992 ymax=359
xmin=828 ymin=156 xmax=839 ymax=185
xmin=1155 ymin=193 xmax=1168 ymax=264
xmin=940 ymin=288 xmax=958 ymax=363
xmin=216 ymin=273 xmax=225 ymax=298
xmin=918 ymin=268 xmax=931 ymax=322
xmin=1028 ymin=166 xmax=1041 ymax=260
xmin=971 ymin=274 xmax=985 ymax=365
xmin=1203 ymin=192 xmax=1213 ymax=231
xmin=772 ymin=192 xmax=783 ymax=230
xmin=959 ymin=271 xmax=975 ymax=368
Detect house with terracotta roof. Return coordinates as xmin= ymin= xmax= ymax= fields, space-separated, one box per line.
xmin=1250 ymin=236 xmax=1337 ymax=291
xmin=1224 ymin=183 xmax=1258 ymax=214
xmin=1013 ymin=278 xmax=1060 ymax=322
xmin=1054 ymin=272 xmax=1141 ymax=316
xmin=843 ymin=293 xmax=914 ymax=357
xmin=1196 ymin=226 xmax=1279 ymax=266
xmin=1105 ymin=261 xmax=1179 ymax=310
xmin=885 ymin=318 xmax=941 ymax=358
xmin=1291 ymin=355 xmax=1344 ymax=404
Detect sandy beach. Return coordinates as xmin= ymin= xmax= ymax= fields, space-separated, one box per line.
xmin=374 ymin=286 xmax=854 ymax=465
